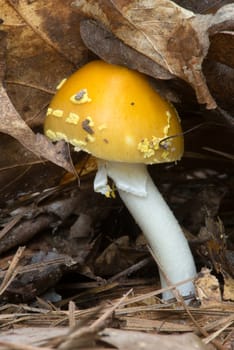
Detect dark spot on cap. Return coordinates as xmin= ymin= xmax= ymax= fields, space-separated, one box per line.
xmin=74 ymin=89 xmax=86 ymax=101
xmin=130 ymin=102 xmax=135 ymax=106
xmin=103 ymin=139 xmax=109 ymax=144
xmin=82 ymin=119 xmax=94 ymax=135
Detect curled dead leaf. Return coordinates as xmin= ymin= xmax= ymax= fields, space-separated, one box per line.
xmin=0 ymin=83 xmax=73 ymax=172
xmin=195 ymin=267 xmax=222 ymax=306
xmin=73 ymin=0 xmax=234 ymax=109
xmin=80 ymin=19 xmax=173 ymax=80
xmin=0 ymin=26 xmax=73 ymax=173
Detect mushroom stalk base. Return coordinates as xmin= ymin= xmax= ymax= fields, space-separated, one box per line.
xmin=99 ymin=162 xmax=196 ymax=300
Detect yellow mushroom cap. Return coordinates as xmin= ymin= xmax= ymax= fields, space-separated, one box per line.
xmin=44 ymin=60 xmax=184 ymax=164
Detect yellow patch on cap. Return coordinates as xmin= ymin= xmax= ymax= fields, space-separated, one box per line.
xmin=70 ymin=139 xmax=87 ymax=148
xmin=46 ymin=107 xmax=53 ymax=116
xmin=56 ymin=78 xmax=67 ymax=90
xmin=45 ymin=129 xmax=57 ymax=140
xmin=56 ymin=132 xmax=68 ymax=141
xmin=52 ymin=109 xmax=64 ymax=118
xmin=66 ymin=112 xmax=80 ymax=125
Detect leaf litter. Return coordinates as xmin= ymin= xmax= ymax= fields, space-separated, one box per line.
xmin=73 ymin=0 xmax=234 ymax=109
xmin=0 ymin=0 xmax=234 ymax=349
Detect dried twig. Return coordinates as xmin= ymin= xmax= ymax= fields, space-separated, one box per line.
xmin=0 ymin=246 xmax=25 ymax=296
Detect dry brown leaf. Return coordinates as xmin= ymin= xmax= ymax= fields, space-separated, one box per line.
xmin=195 ymin=268 xmax=222 ymax=306
xmin=203 ymin=60 xmax=234 ymax=113
xmin=79 ymin=19 xmax=174 ymax=80
xmin=99 ymin=328 xmax=209 ymax=350
xmin=0 ymin=36 xmax=72 ymax=173
xmin=173 ymin=0 xmax=232 ymax=14
xmin=0 ymin=327 xmax=67 ymax=347
xmin=94 ymin=236 xmax=146 ymax=277
xmin=0 ymin=0 xmax=88 ymax=172
xmin=222 ymin=272 xmax=234 ymax=301
xmin=5 ymin=0 xmax=85 ymax=65
xmin=0 ymin=81 xmax=73 ymax=172
xmin=73 ymin=0 xmax=234 ymax=109
xmin=208 ymin=31 xmax=234 ymax=68
xmin=0 ymin=0 xmax=86 ymax=129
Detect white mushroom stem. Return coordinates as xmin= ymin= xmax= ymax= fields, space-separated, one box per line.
xmin=94 ymin=161 xmax=196 ymax=300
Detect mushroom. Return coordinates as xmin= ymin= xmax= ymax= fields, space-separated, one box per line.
xmin=44 ymin=60 xmax=196 ymax=300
